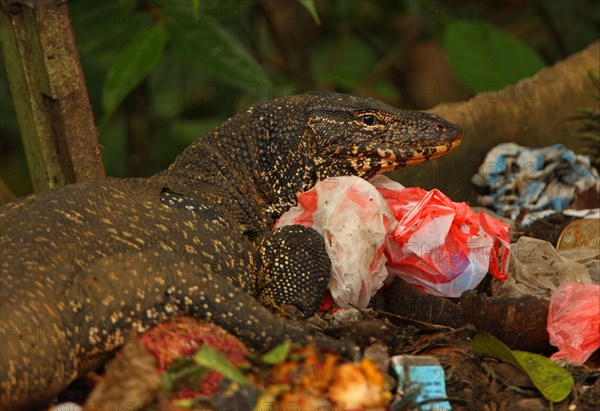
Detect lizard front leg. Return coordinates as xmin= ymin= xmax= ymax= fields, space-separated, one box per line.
xmin=253 ymin=225 xmax=331 ymax=318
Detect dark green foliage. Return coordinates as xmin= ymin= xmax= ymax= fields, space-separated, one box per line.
xmin=165 ymin=11 xmax=270 ymax=87
xmin=102 ymin=24 xmax=168 ymax=123
xmin=1 ymin=0 xmax=598 ymax=194
xmin=443 ymin=20 xmax=547 ymax=94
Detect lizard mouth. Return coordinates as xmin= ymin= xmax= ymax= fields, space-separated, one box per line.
xmin=401 ymin=136 xmax=463 ymax=167
xmin=346 ymin=133 xmax=463 ymax=174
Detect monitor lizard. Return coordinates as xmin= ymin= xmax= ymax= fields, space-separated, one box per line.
xmin=0 ymin=91 xmax=462 ymax=409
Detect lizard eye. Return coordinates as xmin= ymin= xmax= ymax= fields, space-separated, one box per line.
xmin=361 ymin=114 xmax=377 ymax=126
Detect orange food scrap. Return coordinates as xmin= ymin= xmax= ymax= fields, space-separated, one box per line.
xmin=267 ymin=345 xmax=391 ymax=409
xmin=328 ymin=358 xmax=392 ymax=409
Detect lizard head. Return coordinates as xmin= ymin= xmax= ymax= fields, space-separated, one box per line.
xmin=182 ymin=91 xmax=462 ymax=219
xmin=240 ymin=91 xmax=463 ymax=217
xmin=305 ymin=91 xmax=463 ymax=180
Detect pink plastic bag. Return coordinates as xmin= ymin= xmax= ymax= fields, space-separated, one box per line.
xmin=548 ymin=282 xmax=600 ymax=364
xmin=276 ymin=175 xmax=511 ymax=307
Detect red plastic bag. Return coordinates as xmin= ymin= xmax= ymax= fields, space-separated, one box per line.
xmin=548 ymin=282 xmax=600 ymax=364
xmin=276 ymin=176 xmax=511 ymax=307
xmin=372 ymin=175 xmax=510 ymax=297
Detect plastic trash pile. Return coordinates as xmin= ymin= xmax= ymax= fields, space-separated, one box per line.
xmin=471 ymin=143 xmax=599 ymax=220
xmin=276 ymin=175 xmax=511 ymax=308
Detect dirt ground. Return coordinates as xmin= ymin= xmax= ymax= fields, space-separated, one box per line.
xmin=54 ymin=214 xmax=598 ymax=411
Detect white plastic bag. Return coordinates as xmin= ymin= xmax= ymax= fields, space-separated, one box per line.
xmin=276 ymin=177 xmax=395 ymax=308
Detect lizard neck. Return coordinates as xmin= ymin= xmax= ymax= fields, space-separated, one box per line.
xmin=157 ymin=105 xmax=317 ymax=233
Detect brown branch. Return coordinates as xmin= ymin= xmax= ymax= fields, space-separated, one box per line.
xmin=0 ymin=0 xmax=104 ymax=193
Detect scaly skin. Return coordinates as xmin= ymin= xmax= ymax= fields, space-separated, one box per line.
xmin=0 ymin=92 xmax=462 ymax=409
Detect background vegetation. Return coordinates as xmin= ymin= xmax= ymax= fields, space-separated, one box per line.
xmin=1 ymin=0 xmax=598 ymax=197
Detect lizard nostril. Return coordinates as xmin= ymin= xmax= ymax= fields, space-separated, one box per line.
xmin=434 ymin=123 xmax=447 ymax=133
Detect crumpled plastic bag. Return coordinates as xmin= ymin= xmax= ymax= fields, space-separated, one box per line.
xmin=492 ymin=237 xmax=593 ymax=298
xmin=276 ymin=177 xmax=395 ymax=308
xmin=558 ymin=247 xmax=600 ymax=284
xmin=548 ymin=282 xmax=600 ymax=364
xmin=276 ymin=175 xmax=511 ymax=307
xmin=372 ymin=175 xmax=510 ymax=297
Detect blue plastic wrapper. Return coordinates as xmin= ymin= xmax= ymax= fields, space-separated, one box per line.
xmin=472 ymin=143 xmax=599 ymax=220
xmin=392 ymin=355 xmax=452 ymax=410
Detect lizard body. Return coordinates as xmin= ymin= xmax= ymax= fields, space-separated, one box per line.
xmin=0 ymin=92 xmax=462 ymax=409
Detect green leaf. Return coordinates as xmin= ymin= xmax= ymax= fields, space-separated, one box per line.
xmin=191 ymin=0 xmax=200 ymax=18
xmin=162 ymin=362 xmax=210 ymax=393
xmin=472 ymin=333 xmax=574 ymax=402
xmin=260 ymin=341 xmax=292 ymax=365
xmin=193 ymin=345 xmax=250 ymax=386
xmin=70 ymin=1 xmax=151 ymax=61
xmin=298 ymin=0 xmax=320 ymax=25
xmin=166 ymin=13 xmax=269 ymax=87
xmin=101 ymin=24 xmax=168 ymax=120
xmin=443 ymin=20 xmax=546 ymax=94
